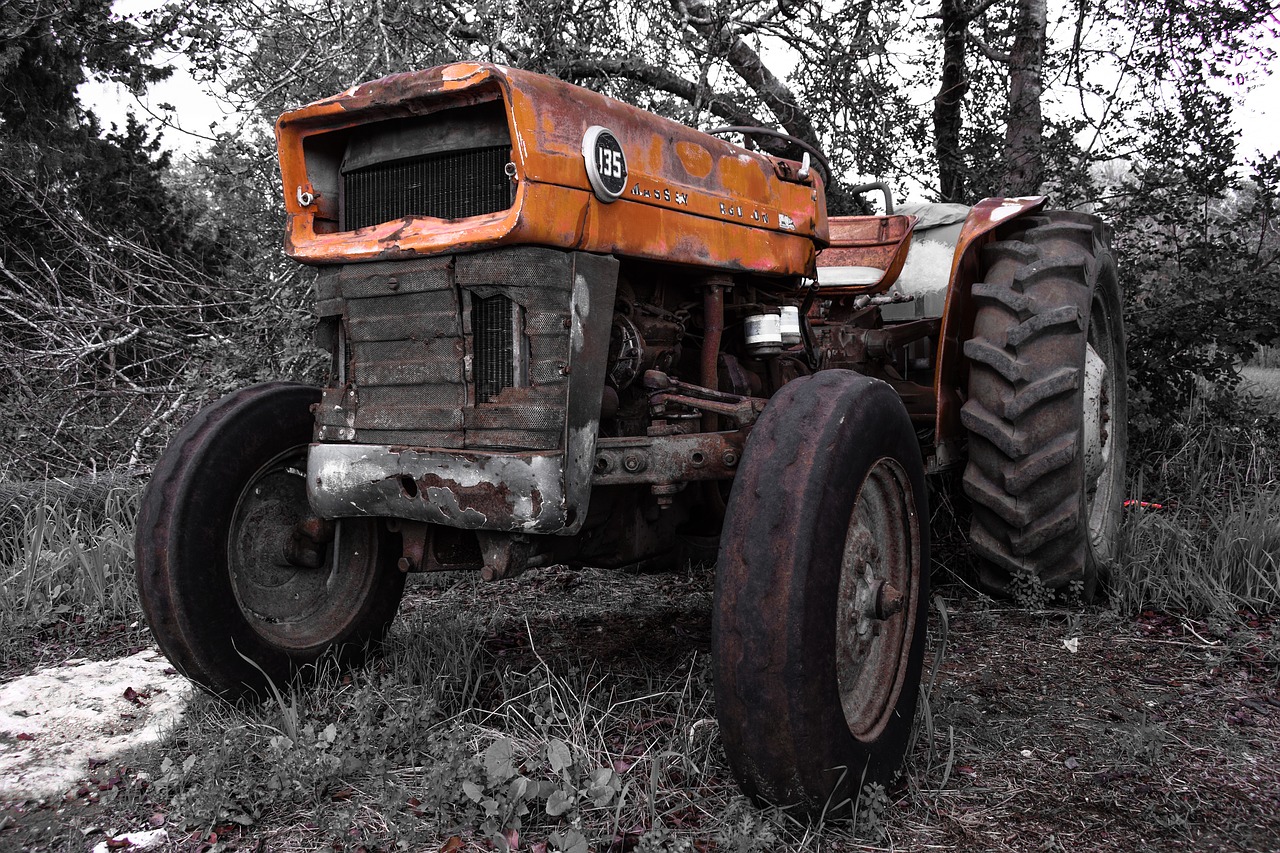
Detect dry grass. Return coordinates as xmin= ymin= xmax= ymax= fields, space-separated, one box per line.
xmin=1238 ymin=367 xmax=1280 ymax=410
xmin=1247 ymin=346 xmax=1280 ymax=370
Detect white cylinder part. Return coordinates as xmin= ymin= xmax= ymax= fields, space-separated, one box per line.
xmin=780 ymin=305 xmax=802 ymax=345
xmin=744 ymin=311 xmax=783 ymax=356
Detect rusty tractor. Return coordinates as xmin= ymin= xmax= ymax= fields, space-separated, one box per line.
xmin=135 ymin=63 xmax=1126 ymax=810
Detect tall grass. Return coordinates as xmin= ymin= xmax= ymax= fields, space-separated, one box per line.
xmin=0 ymin=482 xmax=141 ymax=661
xmin=1113 ymin=394 xmax=1280 ymax=614
xmin=1247 ymin=344 xmax=1280 ymax=369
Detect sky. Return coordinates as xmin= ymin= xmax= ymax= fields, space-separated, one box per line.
xmin=78 ymin=2 xmax=1280 ymax=166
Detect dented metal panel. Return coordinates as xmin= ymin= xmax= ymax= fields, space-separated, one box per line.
xmin=307 ymin=444 xmax=573 ymax=532
xmin=275 ymin=63 xmax=824 ymax=275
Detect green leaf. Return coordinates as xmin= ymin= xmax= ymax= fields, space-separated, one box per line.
xmin=587 ymin=767 xmax=619 ymax=807
xmin=462 ymin=780 xmax=484 ymax=803
xmin=547 ymin=738 xmax=572 ymax=773
xmin=484 ymin=738 xmax=517 ymax=783
xmin=545 ymin=788 xmax=575 ymax=816
xmin=549 ymin=827 xmax=589 ymax=853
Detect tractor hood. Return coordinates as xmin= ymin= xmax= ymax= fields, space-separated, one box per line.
xmin=276 ymin=63 xmax=827 ymax=275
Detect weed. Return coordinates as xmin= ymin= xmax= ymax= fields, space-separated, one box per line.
xmin=1115 ymin=394 xmax=1280 ymax=614
xmin=853 ymin=781 xmax=890 ymax=845
xmin=1008 ymin=568 xmax=1053 ymax=611
xmin=0 ymin=483 xmax=143 ymax=668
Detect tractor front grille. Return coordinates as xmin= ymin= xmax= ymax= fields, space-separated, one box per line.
xmin=472 ymin=295 xmax=520 ymax=403
xmin=342 ymin=145 xmax=511 ymax=230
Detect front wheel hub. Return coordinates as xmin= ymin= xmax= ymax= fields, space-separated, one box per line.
xmin=834 ymin=457 xmax=920 ymax=742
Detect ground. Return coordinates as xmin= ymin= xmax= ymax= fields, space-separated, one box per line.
xmin=0 ymin=562 xmax=1276 ymax=852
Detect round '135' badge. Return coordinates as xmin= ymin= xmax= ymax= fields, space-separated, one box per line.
xmin=582 ymin=126 xmax=628 ymax=202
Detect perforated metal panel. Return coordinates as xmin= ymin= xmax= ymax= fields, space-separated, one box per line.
xmin=343 ymin=145 xmax=511 ymax=230
xmin=472 ymin=295 xmax=518 ymax=403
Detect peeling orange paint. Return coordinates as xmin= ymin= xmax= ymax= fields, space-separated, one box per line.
xmin=276 ymin=63 xmax=826 ymax=275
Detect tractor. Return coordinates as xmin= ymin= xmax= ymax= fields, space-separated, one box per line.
xmin=135 ymin=63 xmax=1126 ymax=810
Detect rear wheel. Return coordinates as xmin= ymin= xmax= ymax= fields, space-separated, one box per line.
xmin=135 ymin=382 xmax=406 ymax=698
xmin=714 ymin=371 xmax=929 ymax=810
xmin=962 ymin=212 xmax=1127 ymax=600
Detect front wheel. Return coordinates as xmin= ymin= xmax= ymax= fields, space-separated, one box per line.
xmin=714 ymin=371 xmax=929 ymax=810
xmin=135 ymin=383 xmax=406 ymax=698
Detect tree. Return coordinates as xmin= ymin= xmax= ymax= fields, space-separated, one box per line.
xmin=0 ymin=0 xmax=246 ymax=477
xmin=168 ymin=0 xmax=917 ymax=210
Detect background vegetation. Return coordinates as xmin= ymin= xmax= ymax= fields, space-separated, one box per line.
xmin=1 ymin=0 xmax=1277 ymax=478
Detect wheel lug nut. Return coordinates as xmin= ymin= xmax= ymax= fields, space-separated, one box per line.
xmin=875 ymin=582 xmax=904 ymax=619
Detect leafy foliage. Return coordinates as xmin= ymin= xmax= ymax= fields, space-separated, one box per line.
xmin=1113 ymin=155 xmax=1280 ymax=443
xmin=0 ymin=1 xmax=266 ymax=477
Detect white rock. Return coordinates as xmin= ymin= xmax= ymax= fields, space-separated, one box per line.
xmin=91 ymin=828 xmax=169 ymax=853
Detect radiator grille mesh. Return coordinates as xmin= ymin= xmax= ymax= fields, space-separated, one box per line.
xmin=343 ymin=145 xmax=511 ymax=230
xmin=473 ymin=295 xmax=516 ymax=403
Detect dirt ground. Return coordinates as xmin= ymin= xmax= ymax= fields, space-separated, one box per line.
xmin=1 ymin=564 xmax=1277 ymax=852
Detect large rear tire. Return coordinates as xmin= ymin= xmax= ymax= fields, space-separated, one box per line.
xmin=714 ymin=371 xmax=929 ymax=810
xmin=962 ymin=211 xmax=1127 ymax=600
xmin=135 ymin=383 xmax=406 ymax=698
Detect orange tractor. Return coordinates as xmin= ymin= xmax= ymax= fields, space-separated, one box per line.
xmin=136 ymin=64 xmax=1126 ymax=809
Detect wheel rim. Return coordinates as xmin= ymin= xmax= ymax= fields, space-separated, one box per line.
xmin=835 ymin=457 xmax=920 ymax=742
xmin=1083 ymin=289 xmax=1122 ymax=551
xmin=228 ymin=446 xmax=382 ymax=651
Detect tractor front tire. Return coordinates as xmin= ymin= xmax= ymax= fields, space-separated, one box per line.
xmin=135 ymin=382 xmax=406 ymax=698
xmin=963 ymin=212 xmax=1127 ymax=601
xmin=714 ymin=371 xmax=929 ymax=810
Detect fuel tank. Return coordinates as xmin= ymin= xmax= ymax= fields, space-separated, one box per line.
xmin=276 ymin=63 xmax=827 ymax=276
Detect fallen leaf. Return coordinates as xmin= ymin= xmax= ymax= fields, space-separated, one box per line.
xmin=1063 ymin=638 xmax=1080 ymax=653
xmin=16 ymin=732 xmax=35 ymax=741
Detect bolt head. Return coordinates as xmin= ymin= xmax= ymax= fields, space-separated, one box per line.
xmin=875 ymin=582 xmax=905 ymax=619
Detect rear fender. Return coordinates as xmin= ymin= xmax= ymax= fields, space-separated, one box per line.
xmin=931 ymin=196 xmax=1047 ymax=467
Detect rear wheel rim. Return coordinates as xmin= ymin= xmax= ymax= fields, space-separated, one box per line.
xmin=1084 ymin=290 xmax=1121 ymax=550
xmin=228 ymin=446 xmax=381 ymax=651
xmin=835 ymin=457 xmax=920 ymax=742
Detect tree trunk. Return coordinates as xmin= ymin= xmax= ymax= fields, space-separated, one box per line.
xmin=1000 ymin=0 xmax=1047 ymax=195
xmin=933 ymin=0 xmax=970 ymax=203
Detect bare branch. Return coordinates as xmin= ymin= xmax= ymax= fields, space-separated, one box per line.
xmin=970 ymin=32 xmax=1010 ymax=64
xmin=672 ymin=0 xmax=820 ymax=147
xmin=556 ymin=57 xmax=765 ymax=129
